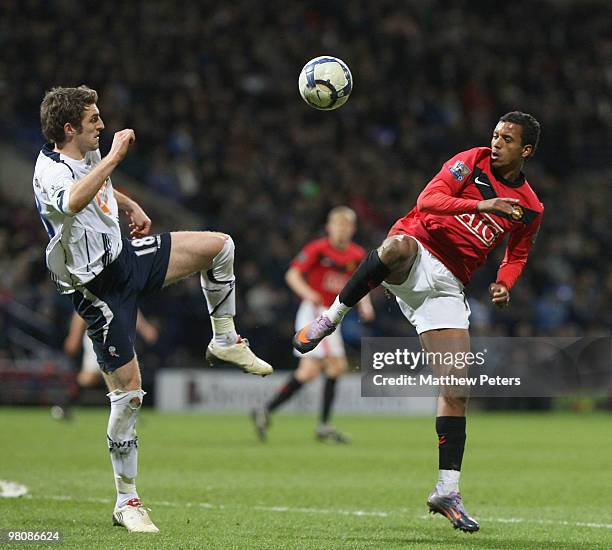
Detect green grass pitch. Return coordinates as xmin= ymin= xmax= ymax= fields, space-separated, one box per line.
xmin=1 ymin=408 xmax=611 ymax=549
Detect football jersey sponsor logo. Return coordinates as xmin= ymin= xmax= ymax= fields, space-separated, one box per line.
xmin=454 ymin=213 xmax=505 ymax=246
xmin=95 ymin=180 xmax=111 ymax=214
xmin=449 ymin=160 xmax=471 ymax=181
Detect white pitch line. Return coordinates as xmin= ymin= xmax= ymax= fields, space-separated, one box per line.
xmin=254 ymin=505 xmax=389 ymax=518
xmin=0 ymin=480 xmax=29 ymax=498
xmin=422 ymin=515 xmax=612 ymax=530
xmin=24 ymin=494 xmax=612 ymax=530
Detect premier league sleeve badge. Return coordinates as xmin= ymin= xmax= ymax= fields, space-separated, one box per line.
xmin=449 ymin=160 xmax=472 ymax=182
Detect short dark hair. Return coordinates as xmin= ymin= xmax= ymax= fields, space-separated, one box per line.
xmin=40 ymin=85 xmax=98 ymax=145
xmin=499 ymin=111 xmax=541 ymax=157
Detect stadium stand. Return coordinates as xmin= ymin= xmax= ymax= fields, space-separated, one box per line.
xmin=1 ymin=0 xmax=611 ymax=385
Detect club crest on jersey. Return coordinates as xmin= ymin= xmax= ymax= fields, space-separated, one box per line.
xmin=449 ymin=160 xmax=471 ymax=181
xmin=510 ymin=205 xmax=524 ymax=221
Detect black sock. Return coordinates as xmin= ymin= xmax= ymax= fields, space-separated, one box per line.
xmin=66 ymin=386 xmax=81 ymax=407
xmin=320 ymin=377 xmax=337 ymax=424
xmin=266 ymin=374 xmax=303 ymax=413
xmin=436 ymin=416 xmax=466 ymax=471
xmin=339 ymin=250 xmax=390 ymax=307
xmin=62 ymin=375 xmax=81 ymax=408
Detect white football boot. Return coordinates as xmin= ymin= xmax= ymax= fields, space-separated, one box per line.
xmin=206 ymin=336 xmax=273 ymax=376
xmin=112 ymin=498 xmax=159 ymax=533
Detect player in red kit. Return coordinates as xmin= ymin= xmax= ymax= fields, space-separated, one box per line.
xmin=293 ymin=112 xmax=543 ymax=532
xmin=252 ymin=207 xmax=374 ymax=443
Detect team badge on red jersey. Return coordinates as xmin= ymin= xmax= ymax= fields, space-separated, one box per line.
xmin=449 ymin=160 xmax=471 ymax=181
xmin=510 ymin=205 xmax=524 ymax=221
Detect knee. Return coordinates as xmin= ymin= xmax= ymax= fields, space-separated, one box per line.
xmin=296 ymin=371 xmax=317 ymax=383
xmin=211 ymin=233 xmax=234 ymax=260
xmin=439 ymin=394 xmax=468 ymax=414
xmin=332 ymin=365 xmax=348 ymax=378
xmin=378 ymin=235 xmax=417 ymax=269
xmin=129 ymin=395 xmax=143 ymax=409
xmin=326 ymin=359 xmax=348 ymax=378
xmin=222 ymin=234 xmax=234 ymax=257
xmin=77 ymin=371 xmax=99 ymax=388
xmin=296 ymin=360 xmax=322 ymax=382
xmin=107 ymin=389 xmax=145 ymax=449
xmin=108 ymin=388 xmax=145 ymax=410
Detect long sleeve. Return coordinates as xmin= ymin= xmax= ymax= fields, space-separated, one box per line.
xmin=496 ymin=215 xmax=542 ymax=290
xmin=416 ymin=179 xmax=480 ymax=215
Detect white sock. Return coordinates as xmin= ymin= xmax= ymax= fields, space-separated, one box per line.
xmin=212 ymin=316 xmax=238 ymax=347
xmin=201 ymin=236 xmax=238 ymax=344
xmin=436 ymin=469 xmax=461 ymax=495
xmin=107 ymin=389 xmax=145 ymax=508
xmin=325 ymin=296 xmax=351 ymax=325
xmin=115 ymin=475 xmax=137 ymax=508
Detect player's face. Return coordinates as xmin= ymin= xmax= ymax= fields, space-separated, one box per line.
xmin=490 ymin=122 xmax=531 ymax=170
xmin=73 ymin=104 xmax=105 ymax=152
xmin=327 ymin=215 xmax=356 ymax=247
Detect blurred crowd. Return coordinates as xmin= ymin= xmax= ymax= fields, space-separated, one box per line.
xmin=1 ymin=0 xmax=612 ymax=371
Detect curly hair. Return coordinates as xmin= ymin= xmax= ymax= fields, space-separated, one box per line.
xmin=40 ymin=85 xmax=98 ymax=145
xmin=499 ymin=111 xmax=541 ymax=158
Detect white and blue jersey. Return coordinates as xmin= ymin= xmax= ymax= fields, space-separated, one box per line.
xmin=32 ymin=144 xmax=122 ymax=293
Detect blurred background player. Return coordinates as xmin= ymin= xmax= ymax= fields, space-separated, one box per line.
xmin=293 ymin=112 xmax=544 ymax=533
xmin=50 ymin=310 xmax=159 ymax=420
xmin=252 ymin=207 xmax=374 ymax=443
xmin=33 ymin=86 xmax=273 ymax=533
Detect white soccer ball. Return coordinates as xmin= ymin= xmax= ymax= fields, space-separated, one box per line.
xmin=298 ymin=56 xmax=353 ymax=111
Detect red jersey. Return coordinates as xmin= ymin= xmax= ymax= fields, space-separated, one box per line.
xmin=291 ymin=238 xmax=366 ymax=307
xmin=389 ymin=147 xmax=544 ymax=289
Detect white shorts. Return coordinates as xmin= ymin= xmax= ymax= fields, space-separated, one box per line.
xmin=382 ymin=237 xmax=470 ymax=334
xmin=294 ymin=301 xmax=345 ymax=359
xmin=81 ymin=333 xmax=101 ymax=373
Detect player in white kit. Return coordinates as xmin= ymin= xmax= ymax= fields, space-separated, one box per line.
xmin=33 ymin=86 xmax=273 ymax=533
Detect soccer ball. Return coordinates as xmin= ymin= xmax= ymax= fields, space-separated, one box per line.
xmin=298 ymin=56 xmax=353 ymax=111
